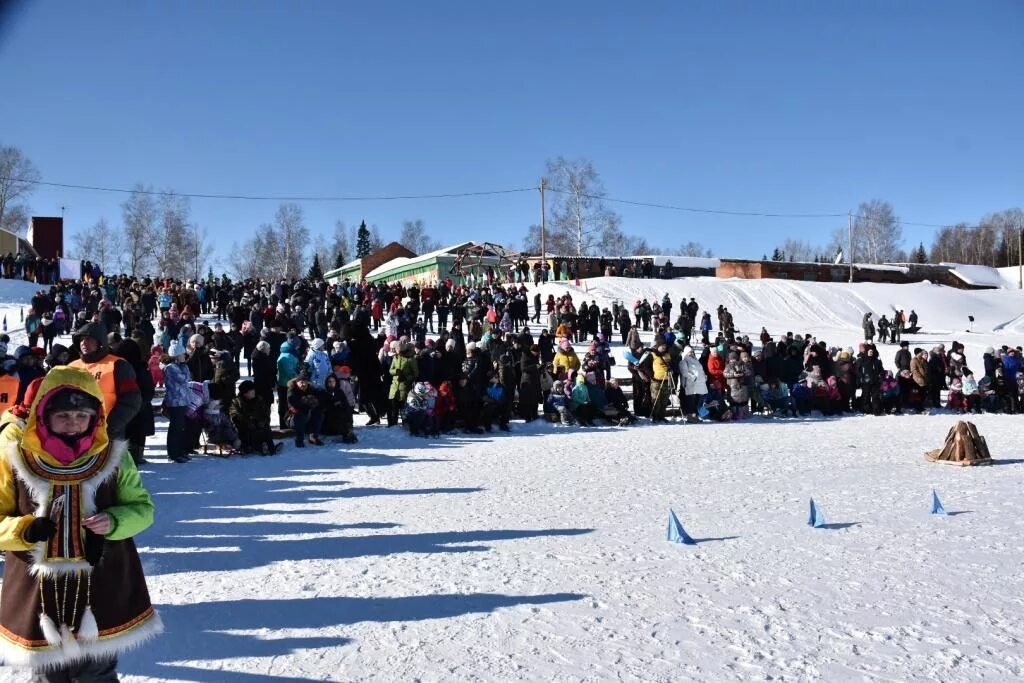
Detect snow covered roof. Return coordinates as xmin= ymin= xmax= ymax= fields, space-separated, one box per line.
xmin=720 ymin=258 xmax=908 ymax=273
xmin=857 ymin=263 xmax=909 ymax=273
xmin=537 ymin=255 xmax=719 ymax=268
xmin=636 ymin=255 xmax=720 ymax=268
xmin=323 ymin=258 xmax=361 ymax=281
xmin=941 ymin=263 xmax=1003 ymax=288
xmin=363 ymin=241 xmax=477 ymax=279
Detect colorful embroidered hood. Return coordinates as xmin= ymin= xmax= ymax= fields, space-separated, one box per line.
xmin=22 ymin=366 xmax=109 ymax=468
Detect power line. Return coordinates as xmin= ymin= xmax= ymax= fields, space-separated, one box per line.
xmin=17 ymin=178 xmax=537 ymax=202
xmin=546 ymin=187 xmax=846 ymax=219
xmin=551 ymin=188 xmax=994 ymax=230
xmin=18 ymin=175 xmax=1001 ymax=230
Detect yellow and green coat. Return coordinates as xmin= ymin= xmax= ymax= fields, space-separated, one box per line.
xmin=0 ymin=366 xmax=162 ymax=670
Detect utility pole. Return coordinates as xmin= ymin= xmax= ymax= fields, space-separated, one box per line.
xmin=539 ymin=178 xmax=547 ymax=263
xmin=848 ymin=211 xmax=854 ymax=283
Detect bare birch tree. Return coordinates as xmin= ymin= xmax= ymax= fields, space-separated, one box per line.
xmin=852 ymin=199 xmax=903 ymax=263
xmin=543 ymin=157 xmax=621 ymax=256
xmin=275 ymin=203 xmax=309 ymax=279
xmin=69 ymin=218 xmax=121 ymax=273
xmin=155 ymin=192 xmax=191 ymax=279
xmin=121 ymin=186 xmax=157 ymax=276
xmin=0 ymin=145 xmax=40 ymax=235
xmin=399 ymin=219 xmax=441 ymax=254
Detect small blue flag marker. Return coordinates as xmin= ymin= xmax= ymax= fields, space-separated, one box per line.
xmin=931 ymin=490 xmax=947 ymax=516
xmin=667 ymin=509 xmax=697 ymax=545
xmin=808 ymin=498 xmax=826 ymax=528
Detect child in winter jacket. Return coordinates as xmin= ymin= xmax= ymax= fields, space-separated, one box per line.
xmin=0 ymin=368 xmax=161 ymax=680
xmin=148 ymin=345 xmax=165 ymax=388
xmin=791 ymin=382 xmax=813 ymax=416
xmin=481 ymin=376 xmax=508 ymax=432
xmin=545 ymin=380 xmax=573 ymax=425
xmin=435 ymin=381 xmax=457 ymax=432
xmin=569 ymin=374 xmax=595 ymax=426
xmin=880 ymin=371 xmax=901 ymax=414
xmin=945 ymin=377 xmax=966 ymax=413
xmin=961 ymin=371 xmax=980 ymax=414
xmin=404 ymin=382 xmax=433 ymax=437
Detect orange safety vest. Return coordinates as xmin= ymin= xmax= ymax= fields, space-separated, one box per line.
xmin=69 ymin=354 xmax=120 ymax=419
xmin=0 ymin=374 xmax=18 ymax=414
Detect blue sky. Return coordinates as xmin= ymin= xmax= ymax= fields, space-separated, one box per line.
xmin=1 ymin=1 xmax=1021 ymax=267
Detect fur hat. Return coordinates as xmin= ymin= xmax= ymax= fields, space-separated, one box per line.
xmin=189 ymin=334 xmax=204 ymax=348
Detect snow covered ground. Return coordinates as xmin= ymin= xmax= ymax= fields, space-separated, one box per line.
xmin=1 ymin=276 xmax=1023 ymax=681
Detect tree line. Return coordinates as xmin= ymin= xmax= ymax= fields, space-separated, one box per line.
xmin=3 ymin=143 xmax=1020 ymax=277
xmin=767 ymin=200 xmax=1024 ymax=267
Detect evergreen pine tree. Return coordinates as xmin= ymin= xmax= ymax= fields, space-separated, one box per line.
xmin=308 ymin=253 xmax=324 ymax=281
xmin=334 ymin=251 xmax=345 ymax=269
xmin=914 ymin=242 xmax=928 ymax=264
xmin=356 ymin=220 xmax=372 ymax=258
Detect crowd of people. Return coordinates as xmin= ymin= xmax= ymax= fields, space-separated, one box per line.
xmin=3 ymin=269 xmax=1023 ymax=466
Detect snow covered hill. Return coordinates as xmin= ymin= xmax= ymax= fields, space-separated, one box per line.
xmin=533 ymin=276 xmax=1024 ymax=372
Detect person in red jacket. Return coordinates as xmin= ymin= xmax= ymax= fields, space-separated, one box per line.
xmin=706 ymin=346 xmax=726 ymax=391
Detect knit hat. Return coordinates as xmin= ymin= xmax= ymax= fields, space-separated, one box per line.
xmin=310 ymin=338 xmax=325 ymax=351
xmin=168 ymin=340 xmax=187 ymax=357
xmin=44 ymin=387 xmax=101 ymax=418
xmin=256 ymin=340 xmax=270 ymax=354
xmin=238 ymin=380 xmax=255 ymax=394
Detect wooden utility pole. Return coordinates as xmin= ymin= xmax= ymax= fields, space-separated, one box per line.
xmin=539 ymin=178 xmax=547 ymax=262
xmin=848 ymin=211 xmax=854 ymax=283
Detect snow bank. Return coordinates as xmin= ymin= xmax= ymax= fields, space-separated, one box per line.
xmin=0 ymin=279 xmax=49 ymax=305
